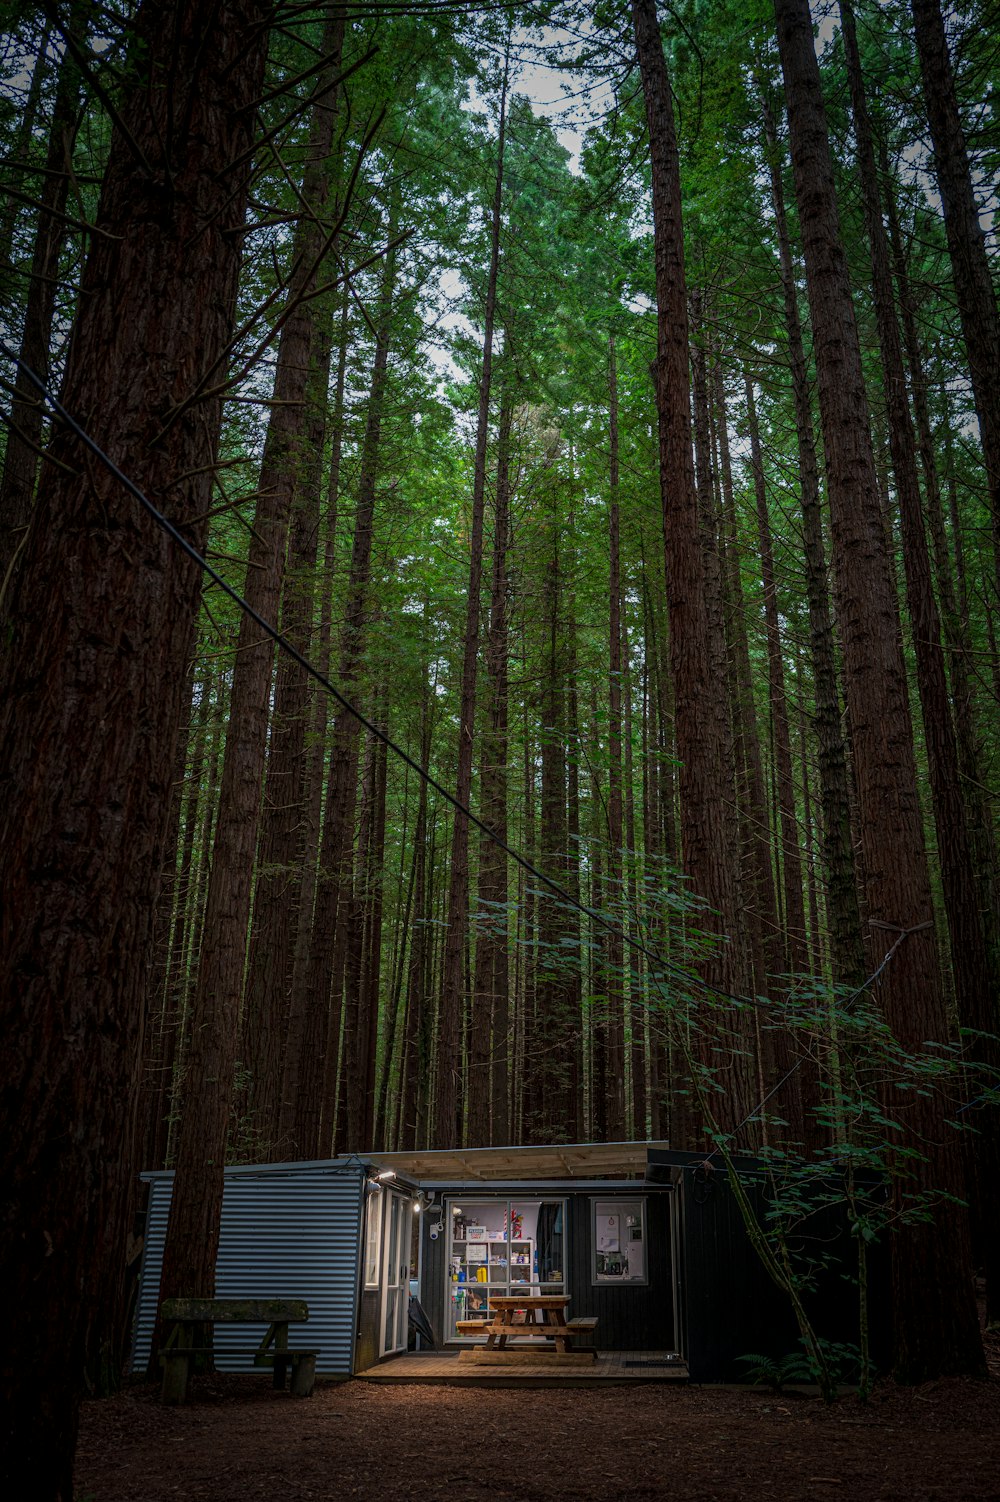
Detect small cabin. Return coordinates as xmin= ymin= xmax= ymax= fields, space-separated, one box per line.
xmin=132 ymin=1142 xmax=887 ymax=1382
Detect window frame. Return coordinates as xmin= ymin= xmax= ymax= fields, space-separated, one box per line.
xmin=363 ymin=1188 xmax=384 ymax=1289
xmin=590 ymin=1195 xmax=649 ymax=1287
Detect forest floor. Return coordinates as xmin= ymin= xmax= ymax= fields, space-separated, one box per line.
xmin=76 ymin=1323 xmax=1000 ymax=1502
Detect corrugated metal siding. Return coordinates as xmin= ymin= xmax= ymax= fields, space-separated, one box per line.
xmin=132 ymin=1164 xmax=365 ymax=1377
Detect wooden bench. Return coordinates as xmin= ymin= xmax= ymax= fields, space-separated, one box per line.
xmin=457 ymin=1298 xmax=600 ymax=1365
xmin=158 ymin=1298 xmax=318 ymax=1404
xmin=455 ymin=1319 xmax=492 ymax=1336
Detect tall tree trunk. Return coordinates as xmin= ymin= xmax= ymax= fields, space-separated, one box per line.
xmin=881 ymin=143 xmax=1000 ymax=994
xmin=564 ymin=580 xmax=585 ymax=1144
xmin=435 ymin=66 xmax=508 ymax=1147
xmin=0 ymin=2 xmax=267 ymax=1489
xmin=841 ymin=0 xmax=1000 ymax=1323
xmin=714 ymin=363 xmax=782 ymax=997
xmin=163 ymin=668 xmax=228 ymax=1171
xmin=0 ymin=1 xmax=86 ymax=601
xmin=0 ymin=19 xmax=51 ymax=289
xmin=291 ymin=218 xmax=398 ymax=1160
xmin=632 ymin=0 xmax=754 ymax=1141
xmin=714 ymin=362 xmax=806 ymax=1143
xmin=621 ymin=607 xmax=646 ymax=1139
xmin=910 ymin=0 xmax=1000 ymax=603
xmin=242 ymin=305 xmax=337 ymax=1154
xmin=159 ymin=12 xmax=348 ymax=1310
xmin=346 ymin=703 xmax=388 ymax=1151
xmin=773 ymin=0 xmax=985 ymax=1381
xmin=530 ymin=481 xmax=575 ymax=1142
xmin=760 ymin=91 xmax=866 ymax=987
xmin=279 ymin=294 xmax=349 ymax=1148
xmin=605 ymin=333 xmax=627 ymax=1137
xmin=743 ymin=374 xmax=809 ymax=979
xmin=470 ymin=400 xmax=514 ymax=1146
xmin=141 ymin=665 xmax=207 ymax=1172
xmin=399 ymin=652 xmax=435 ymax=1150
xmin=589 ymin=680 xmax=609 ymax=1141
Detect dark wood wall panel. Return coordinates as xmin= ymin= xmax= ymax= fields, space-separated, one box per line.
xmin=418 ymin=1188 xmax=677 ymax=1354
xmin=566 ymin=1193 xmax=674 ymax=1350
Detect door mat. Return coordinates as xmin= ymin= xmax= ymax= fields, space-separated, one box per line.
xmin=623 ymin=1357 xmax=684 ymax=1367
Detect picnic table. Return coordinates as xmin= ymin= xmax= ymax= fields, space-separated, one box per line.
xmin=456 ymin=1295 xmax=598 ymax=1363
xmin=158 ymin=1297 xmax=318 ymax=1403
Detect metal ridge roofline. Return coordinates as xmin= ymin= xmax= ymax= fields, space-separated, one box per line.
xmin=413 ymin=1179 xmax=673 ymax=1192
xmin=139 ymin=1156 xmax=421 ymax=1191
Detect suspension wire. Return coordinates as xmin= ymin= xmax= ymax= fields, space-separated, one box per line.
xmin=1 ymin=341 xmax=918 ymax=1106
xmin=0 ymin=341 xmax=762 ymax=1012
xmin=699 ymin=922 xmax=930 ymax=1162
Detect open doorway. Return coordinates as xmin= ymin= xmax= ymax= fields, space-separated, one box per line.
xmin=379 ymin=1188 xmax=413 ymax=1358
xmin=443 ymin=1197 xmax=566 ymax=1340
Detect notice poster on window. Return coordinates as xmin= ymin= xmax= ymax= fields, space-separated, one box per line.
xmin=598 ymin=1214 xmax=620 ymax=1253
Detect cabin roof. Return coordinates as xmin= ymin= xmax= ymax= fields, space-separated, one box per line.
xmin=366 ymin=1140 xmax=671 ymax=1182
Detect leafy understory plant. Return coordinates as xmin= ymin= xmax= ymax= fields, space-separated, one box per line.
xmin=735 ymin=1350 xmax=816 ymax=1393
xmin=736 ymin=1339 xmax=863 ymax=1394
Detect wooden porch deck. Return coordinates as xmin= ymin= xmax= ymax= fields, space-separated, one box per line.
xmin=357 ymin=1349 xmax=688 ymax=1386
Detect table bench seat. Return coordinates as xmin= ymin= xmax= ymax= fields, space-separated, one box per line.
xmin=158 ymin=1298 xmax=317 ymax=1403
xmin=456 ymin=1296 xmax=599 ymax=1363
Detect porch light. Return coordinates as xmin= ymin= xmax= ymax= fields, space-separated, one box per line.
xmin=376 ymin=1169 xmax=396 ymax=1181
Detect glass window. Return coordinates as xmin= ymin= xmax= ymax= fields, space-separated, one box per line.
xmin=364 ymin=1190 xmax=382 ymax=1288
xmin=592 ymin=1197 xmax=647 ymax=1284
xmin=446 ymin=1197 xmax=567 ymax=1339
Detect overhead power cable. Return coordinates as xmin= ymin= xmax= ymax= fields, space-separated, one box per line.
xmin=1 ymin=343 xmax=917 ymax=1045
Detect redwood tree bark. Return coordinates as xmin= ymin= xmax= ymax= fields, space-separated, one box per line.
xmin=714 ymin=364 xmax=782 ymax=999
xmin=279 ymin=294 xmax=349 ymax=1147
xmin=435 ymin=69 xmax=508 ymax=1147
xmin=291 ymin=219 xmax=398 ymax=1158
xmin=528 ymin=479 xmax=577 ymax=1143
xmin=910 ymin=0 xmax=1000 ymax=604
xmin=759 ymin=92 xmax=866 ymax=987
xmin=0 ymin=0 xmax=86 ymax=600
xmin=632 ymin=0 xmax=754 ymax=1139
xmin=605 ymin=333 xmax=627 ymax=1138
xmin=159 ymin=14 xmax=349 ymax=1312
xmin=882 ymin=162 xmax=1000 ymax=993
xmin=743 ymin=373 xmax=808 ymax=981
xmin=774 ymin=0 xmax=984 ymax=1381
xmin=840 ymin=0 xmax=1000 ymax=1325
xmin=469 ymin=399 xmax=514 ymax=1147
xmin=242 ymin=303 xmax=337 ymax=1153
xmin=0 ymin=1 xmax=267 ymax=1491
xmin=0 ymin=19 xmax=51 ymax=288
xmin=398 ymin=660 xmax=436 ymax=1150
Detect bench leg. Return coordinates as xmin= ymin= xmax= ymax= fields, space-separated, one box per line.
xmin=290 ymin=1354 xmax=316 ymax=1397
xmin=272 ymin=1355 xmax=289 ymax=1390
xmin=161 ymin=1352 xmax=191 ymax=1405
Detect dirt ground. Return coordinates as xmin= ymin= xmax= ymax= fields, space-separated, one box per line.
xmin=77 ymin=1334 xmax=1000 ymax=1502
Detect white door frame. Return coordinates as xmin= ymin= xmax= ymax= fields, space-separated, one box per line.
xmin=379 ymin=1188 xmax=411 ymax=1357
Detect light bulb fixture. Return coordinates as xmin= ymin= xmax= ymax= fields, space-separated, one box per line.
xmin=412 ymin=1200 xmax=421 ymax=1214
xmin=376 ymin=1168 xmax=396 ymax=1181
